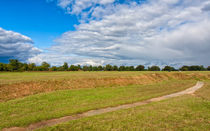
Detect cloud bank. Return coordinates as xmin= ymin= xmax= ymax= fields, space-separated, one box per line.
xmin=0 ymin=28 xmax=41 ymax=62
xmin=29 ymin=0 xmax=210 ymax=67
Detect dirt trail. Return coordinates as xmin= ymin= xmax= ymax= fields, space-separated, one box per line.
xmin=3 ymin=81 xmax=204 ymax=131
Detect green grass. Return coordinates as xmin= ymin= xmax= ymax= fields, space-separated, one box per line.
xmin=0 ymin=80 xmax=195 ymax=130
xmin=38 ymin=80 xmax=210 ymax=131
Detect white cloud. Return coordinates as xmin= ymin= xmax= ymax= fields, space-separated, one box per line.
xmin=36 ymin=0 xmax=210 ymax=66
xmin=56 ymin=0 xmax=116 ymax=20
xmin=0 ymin=28 xmax=41 ymax=61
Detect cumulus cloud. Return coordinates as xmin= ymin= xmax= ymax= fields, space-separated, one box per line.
xmin=202 ymin=2 xmax=210 ymax=11
xmin=53 ymin=0 xmax=122 ymax=21
xmin=0 ymin=28 xmax=41 ymax=62
xmin=35 ymin=0 xmax=210 ymax=66
xmin=57 ymin=0 xmax=115 ymax=12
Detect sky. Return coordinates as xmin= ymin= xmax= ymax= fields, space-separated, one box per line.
xmin=0 ymin=0 xmax=210 ymax=67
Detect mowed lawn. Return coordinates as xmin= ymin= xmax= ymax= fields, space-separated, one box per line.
xmin=39 ymin=80 xmax=210 ymax=131
xmin=0 ymin=71 xmax=209 ymax=130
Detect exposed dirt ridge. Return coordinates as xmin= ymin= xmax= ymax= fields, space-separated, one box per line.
xmin=3 ymin=81 xmax=204 ymax=131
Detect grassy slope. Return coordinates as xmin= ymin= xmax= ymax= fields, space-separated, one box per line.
xmin=0 ymin=71 xmax=209 ymax=84
xmin=0 ymin=80 xmax=195 ymax=129
xmin=39 ymin=80 xmax=210 ymax=131
xmin=0 ymin=71 xmax=168 ymax=101
xmin=0 ymin=72 xmax=150 ymax=85
xmin=1 ymin=71 xmax=210 ymax=102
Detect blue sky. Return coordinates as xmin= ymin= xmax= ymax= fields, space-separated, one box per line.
xmin=0 ymin=0 xmax=210 ymax=66
xmin=0 ymin=0 xmax=77 ymax=49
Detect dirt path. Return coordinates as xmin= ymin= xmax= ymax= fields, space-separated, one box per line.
xmin=3 ymin=81 xmax=204 ymax=131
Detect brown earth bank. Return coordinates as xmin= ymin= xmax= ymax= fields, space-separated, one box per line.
xmin=0 ymin=72 xmax=209 ymax=102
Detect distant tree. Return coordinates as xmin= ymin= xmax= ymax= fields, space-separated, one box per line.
xmin=69 ymin=65 xmax=79 ymax=71
xmin=119 ymin=66 xmax=125 ymax=71
xmin=8 ymin=59 xmax=21 ymax=71
xmin=82 ymin=65 xmax=89 ymax=71
xmin=136 ymin=65 xmax=145 ymax=71
xmin=124 ymin=66 xmax=129 ymax=71
xmin=20 ymin=63 xmax=29 ymax=71
xmin=77 ymin=65 xmax=82 ymax=70
xmin=128 ymin=66 xmax=135 ymax=71
xmin=92 ymin=66 xmax=98 ymax=71
xmin=63 ymin=62 xmax=68 ymax=71
xmin=35 ymin=66 xmax=43 ymax=71
xmin=0 ymin=63 xmax=6 ymax=71
xmin=180 ymin=65 xmax=205 ymax=71
xmin=189 ymin=65 xmax=205 ymax=71
xmin=88 ymin=65 xmax=93 ymax=71
xmin=105 ymin=64 xmax=113 ymax=71
xmin=41 ymin=62 xmax=50 ymax=71
xmin=57 ymin=66 xmax=64 ymax=71
xmin=74 ymin=65 xmax=79 ymax=71
xmin=180 ymin=66 xmax=189 ymax=71
xmin=98 ymin=65 xmax=103 ymax=71
xmin=200 ymin=66 xmax=206 ymax=71
xmin=148 ymin=66 xmax=160 ymax=71
xmin=28 ymin=63 xmax=36 ymax=71
xmin=50 ymin=66 xmax=58 ymax=71
xmin=68 ymin=65 xmax=74 ymax=71
xmin=113 ymin=65 xmax=118 ymax=71
xmin=1 ymin=58 xmax=209 ymax=72
xmin=162 ymin=66 xmax=176 ymax=71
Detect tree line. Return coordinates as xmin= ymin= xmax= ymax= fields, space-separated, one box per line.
xmin=0 ymin=59 xmax=210 ymax=72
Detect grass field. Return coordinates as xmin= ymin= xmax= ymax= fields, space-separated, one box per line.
xmin=39 ymin=81 xmax=210 ymax=131
xmin=0 ymin=71 xmax=210 ymax=130
xmin=39 ymin=80 xmax=210 ymax=131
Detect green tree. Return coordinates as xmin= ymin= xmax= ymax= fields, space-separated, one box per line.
xmin=113 ymin=65 xmax=118 ymax=71
xmin=207 ymin=66 xmax=210 ymax=71
xmin=20 ymin=63 xmax=29 ymax=71
xmin=189 ymin=65 xmax=205 ymax=71
xmin=28 ymin=63 xmax=36 ymax=71
xmin=105 ymin=64 xmax=113 ymax=71
xmin=119 ymin=66 xmax=125 ymax=71
xmin=34 ymin=66 xmax=43 ymax=71
xmin=77 ymin=65 xmax=81 ymax=70
xmin=179 ymin=66 xmax=189 ymax=71
xmin=88 ymin=65 xmax=93 ymax=71
xmin=0 ymin=63 xmax=6 ymax=71
xmin=8 ymin=59 xmax=21 ymax=71
xmin=50 ymin=66 xmax=58 ymax=71
xmin=136 ymin=65 xmax=145 ymax=71
xmin=41 ymin=62 xmax=50 ymax=71
xmin=82 ymin=65 xmax=89 ymax=71
xmin=57 ymin=66 xmax=64 ymax=71
xmin=63 ymin=62 xmax=68 ymax=71
xmin=98 ymin=65 xmax=103 ymax=71
xmin=162 ymin=66 xmax=176 ymax=71
xmin=92 ymin=66 xmax=99 ymax=71
xmin=148 ymin=66 xmax=160 ymax=71
xmin=128 ymin=66 xmax=135 ymax=71
xmin=69 ymin=65 xmax=75 ymax=71
xmin=69 ymin=65 xmax=79 ymax=71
